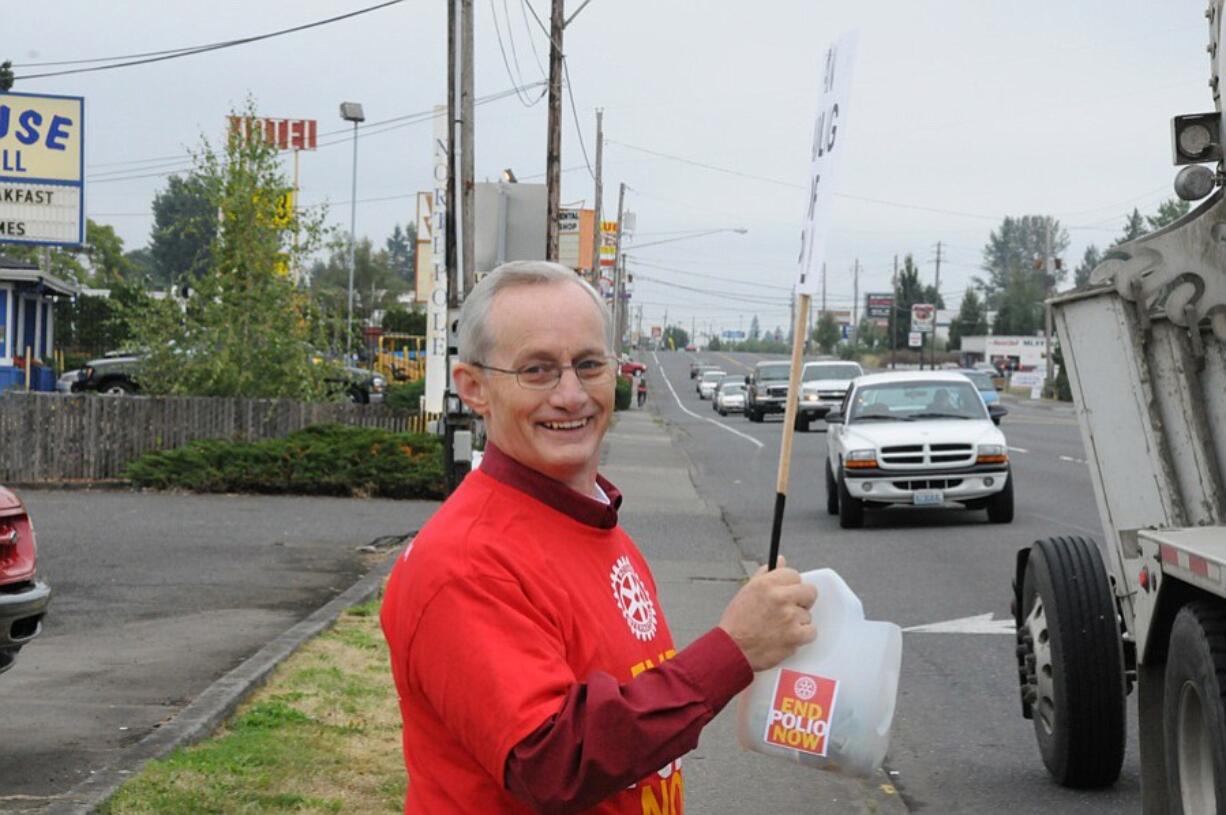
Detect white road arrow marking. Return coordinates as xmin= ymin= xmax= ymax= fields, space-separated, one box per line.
xmin=903 ymin=613 xmax=1015 ymax=635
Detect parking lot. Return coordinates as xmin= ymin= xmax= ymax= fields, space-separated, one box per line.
xmin=0 ymin=490 xmax=438 ymax=811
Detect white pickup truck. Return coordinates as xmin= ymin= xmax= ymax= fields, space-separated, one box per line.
xmin=824 ymin=371 xmax=1012 ymax=528
xmin=796 ymin=360 xmax=863 ymax=432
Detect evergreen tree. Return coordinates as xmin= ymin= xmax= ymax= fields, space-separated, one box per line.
xmin=749 ymin=314 xmax=761 ymax=341
xmin=1114 ymin=208 xmax=1148 ymax=246
xmin=1146 ymin=198 xmax=1191 ymax=231
xmin=947 ymin=289 xmax=988 ymax=350
xmin=1073 ymin=245 xmax=1102 ymax=288
xmin=813 ymin=311 xmax=840 ymax=354
xmin=976 ymin=215 xmax=1070 ymax=306
xmin=385 ymin=223 xmax=417 ymax=287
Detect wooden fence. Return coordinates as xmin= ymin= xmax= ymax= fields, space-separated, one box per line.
xmin=0 ymin=392 xmax=437 ymax=483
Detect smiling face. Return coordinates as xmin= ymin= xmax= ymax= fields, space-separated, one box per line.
xmin=454 ymin=280 xmax=614 ymax=495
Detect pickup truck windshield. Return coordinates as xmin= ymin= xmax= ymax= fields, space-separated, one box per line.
xmin=804 ymin=364 xmax=861 ymax=382
xmin=849 ymin=381 xmax=986 ymax=422
xmin=756 ymin=365 xmax=790 ymax=382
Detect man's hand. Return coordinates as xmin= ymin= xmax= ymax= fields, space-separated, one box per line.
xmin=717 ymin=557 xmax=818 ymax=672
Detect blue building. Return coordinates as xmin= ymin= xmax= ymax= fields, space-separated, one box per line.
xmin=0 ymin=256 xmax=79 ymax=392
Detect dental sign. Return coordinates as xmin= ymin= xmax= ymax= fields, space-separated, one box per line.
xmin=0 ymin=92 xmax=85 ymax=247
xmin=796 ymin=31 xmax=857 ymax=296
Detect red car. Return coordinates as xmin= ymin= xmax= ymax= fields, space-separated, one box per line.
xmin=0 ymin=487 xmax=50 ymax=675
xmin=619 ymin=359 xmax=647 ymax=377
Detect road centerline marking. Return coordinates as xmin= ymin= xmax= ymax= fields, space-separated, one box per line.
xmin=652 ymin=352 xmax=764 ymax=449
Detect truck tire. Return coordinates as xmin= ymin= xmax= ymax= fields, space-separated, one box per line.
xmin=796 ymin=415 xmax=811 ymax=433
xmin=838 ymin=475 xmax=863 ymax=528
xmin=987 ymin=475 xmax=1014 ymax=524
xmin=1163 ymin=602 xmax=1226 ymax=815
xmin=825 ymin=461 xmax=838 ymax=516
xmin=748 ymin=406 xmax=762 ymax=423
xmin=1019 ymin=536 xmax=1125 ymax=788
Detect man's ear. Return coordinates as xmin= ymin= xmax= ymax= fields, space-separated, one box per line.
xmin=452 ymin=363 xmax=490 ymax=418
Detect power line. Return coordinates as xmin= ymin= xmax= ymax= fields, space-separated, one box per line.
xmin=609 ymin=139 xmax=803 ymax=190
xmin=490 ymin=0 xmax=546 ymax=106
xmin=562 ymin=57 xmax=595 ymax=179
xmin=629 ymin=258 xmax=794 ymax=291
xmin=518 ymin=0 xmax=549 ymax=75
xmin=13 ymin=1 xmax=405 ymax=81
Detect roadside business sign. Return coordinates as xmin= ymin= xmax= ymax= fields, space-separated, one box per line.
xmin=0 ymin=91 xmax=85 ymax=247
xmin=228 ymin=116 xmax=318 ymax=151
xmin=651 ymin=325 xmax=662 ymax=339
xmin=796 ymin=31 xmax=858 ymax=295
xmin=910 ymin=303 xmax=936 ymax=334
xmin=865 ymin=292 xmax=893 ymax=320
xmin=909 ymin=331 xmax=923 ymax=348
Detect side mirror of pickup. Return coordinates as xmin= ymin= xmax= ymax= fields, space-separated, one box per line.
xmin=744 ymin=375 xmax=751 ymax=385
xmin=988 ymin=404 xmax=1008 ymax=425
xmin=825 ymin=410 xmax=844 ymax=425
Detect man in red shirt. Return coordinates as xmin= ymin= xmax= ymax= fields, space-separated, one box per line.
xmin=381 ymin=261 xmax=817 ymax=814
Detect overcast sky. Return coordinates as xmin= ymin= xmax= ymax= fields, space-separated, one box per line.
xmin=5 ymin=0 xmax=1215 ymax=336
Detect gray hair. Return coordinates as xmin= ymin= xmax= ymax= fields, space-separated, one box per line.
xmin=457 ymin=260 xmax=612 ymax=363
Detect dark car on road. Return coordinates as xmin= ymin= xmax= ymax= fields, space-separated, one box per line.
xmin=744 ymin=360 xmax=792 ymax=422
xmin=0 ymin=486 xmax=50 ymax=675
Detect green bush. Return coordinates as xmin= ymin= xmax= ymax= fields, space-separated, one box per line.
xmin=615 ymin=375 xmax=632 ymax=411
xmin=125 ymin=424 xmax=445 ymax=499
xmin=385 ymin=380 xmax=424 ymax=411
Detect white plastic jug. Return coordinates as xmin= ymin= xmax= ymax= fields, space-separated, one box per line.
xmin=735 ymin=568 xmax=902 ymax=777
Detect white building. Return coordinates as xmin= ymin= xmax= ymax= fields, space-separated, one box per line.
xmin=959 ymin=334 xmax=1049 ymax=371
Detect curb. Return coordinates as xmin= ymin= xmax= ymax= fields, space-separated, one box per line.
xmin=43 ymin=549 xmax=401 ymax=815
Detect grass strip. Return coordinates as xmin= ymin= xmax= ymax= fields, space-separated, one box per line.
xmin=102 ymin=598 xmax=405 ymax=815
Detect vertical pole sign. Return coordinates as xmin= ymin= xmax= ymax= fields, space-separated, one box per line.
xmin=425 ymin=106 xmax=449 ymax=416
xmin=771 ymin=32 xmax=858 ymax=571
xmin=0 ymin=92 xmax=85 ymax=247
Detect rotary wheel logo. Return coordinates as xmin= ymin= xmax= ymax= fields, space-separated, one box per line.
xmin=610 ymin=555 xmax=657 ymax=642
xmin=794 ymin=676 xmax=818 ymax=701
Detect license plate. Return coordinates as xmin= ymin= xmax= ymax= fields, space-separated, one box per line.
xmin=913 ymin=489 xmax=944 ymax=506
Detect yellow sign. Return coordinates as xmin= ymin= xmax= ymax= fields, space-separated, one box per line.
xmin=272 ymin=190 xmax=295 ymax=227
xmin=0 ymin=92 xmax=84 ymax=183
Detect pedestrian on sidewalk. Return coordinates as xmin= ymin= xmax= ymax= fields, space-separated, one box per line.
xmin=381 ymin=260 xmax=817 ymax=815
xmin=636 ymin=374 xmax=648 ymax=407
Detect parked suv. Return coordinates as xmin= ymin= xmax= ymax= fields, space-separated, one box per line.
xmin=744 ymin=360 xmax=791 ymax=422
xmin=825 ymin=371 xmax=1012 ymax=528
xmin=796 ymin=361 xmax=863 ymax=432
xmin=77 ymin=351 xmax=143 ymax=394
xmin=0 ymin=486 xmax=50 ymax=675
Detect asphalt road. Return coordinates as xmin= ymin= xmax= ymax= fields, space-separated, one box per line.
xmin=646 ymin=349 xmax=1141 ymax=814
xmin=0 ymin=491 xmax=439 ymax=812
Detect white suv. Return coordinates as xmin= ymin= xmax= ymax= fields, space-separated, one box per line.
xmin=825 ymin=371 xmax=1012 ymax=528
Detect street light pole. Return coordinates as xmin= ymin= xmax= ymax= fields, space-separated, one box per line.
xmin=340 ymin=102 xmax=365 ymax=360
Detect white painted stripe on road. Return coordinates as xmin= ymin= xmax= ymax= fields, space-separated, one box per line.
xmin=652 ymin=351 xmax=764 ymax=449
xmin=1007 ymin=446 xmax=1028 ymax=454
xmin=903 ymin=613 xmax=1014 ymax=635
xmin=1059 ymin=455 xmax=1087 ymax=464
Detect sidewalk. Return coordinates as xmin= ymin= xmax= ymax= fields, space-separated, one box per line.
xmin=602 ymin=407 xmax=907 ymax=814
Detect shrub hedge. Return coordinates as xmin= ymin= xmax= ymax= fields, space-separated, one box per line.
xmin=615 ymin=375 xmax=632 ymax=411
xmin=125 ymin=424 xmax=445 ymax=499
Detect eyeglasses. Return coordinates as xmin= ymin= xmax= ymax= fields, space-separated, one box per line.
xmin=472 ymin=355 xmax=617 ymax=390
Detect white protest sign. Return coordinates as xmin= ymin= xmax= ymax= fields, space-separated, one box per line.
xmin=797 ymin=31 xmax=858 ymax=296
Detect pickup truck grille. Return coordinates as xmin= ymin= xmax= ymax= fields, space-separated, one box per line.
xmin=892 ymin=478 xmax=964 ymax=490
xmin=880 ymin=443 xmax=975 ymax=468
xmin=766 ymin=385 xmax=789 ymax=398
xmin=817 ymin=390 xmax=845 ymax=400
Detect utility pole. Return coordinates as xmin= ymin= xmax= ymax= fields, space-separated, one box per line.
xmin=460 ymin=0 xmax=474 ymax=296
xmin=890 ymin=253 xmax=898 ymax=369
xmin=690 ymin=315 xmax=695 ymax=346
xmin=445 ymin=0 xmax=459 ymax=309
xmin=589 ymin=108 xmax=603 ymax=285
xmin=544 ymin=0 xmax=565 ymax=260
xmin=821 ymin=261 xmax=827 ymax=315
xmin=611 ymin=181 xmax=627 ymax=352
xmin=852 ymin=259 xmax=860 ymax=348
xmin=1044 ymin=221 xmax=1054 ymax=395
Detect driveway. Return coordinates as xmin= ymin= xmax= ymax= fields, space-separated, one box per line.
xmin=0 ymin=489 xmax=438 ymax=812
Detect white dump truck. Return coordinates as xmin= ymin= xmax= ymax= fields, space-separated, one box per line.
xmin=1011 ymin=4 xmax=1226 ymax=812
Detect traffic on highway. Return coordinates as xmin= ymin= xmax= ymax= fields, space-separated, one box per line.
xmin=647 ymin=348 xmax=1140 ymax=815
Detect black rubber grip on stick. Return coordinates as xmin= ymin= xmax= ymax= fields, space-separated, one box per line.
xmin=768 ymin=491 xmax=786 ymax=571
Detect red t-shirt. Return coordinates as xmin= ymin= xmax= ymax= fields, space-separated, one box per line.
xmin=381 ymin=445 xmax=751 ymax=814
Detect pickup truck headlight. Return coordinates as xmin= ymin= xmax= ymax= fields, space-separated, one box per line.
xmin=802 ymin=391 xmax=818 ymax=402
xmin=844 ymin=449 xmax=878 ymax=469
xmin=976 ymin=444 xmax=1008 ymax=464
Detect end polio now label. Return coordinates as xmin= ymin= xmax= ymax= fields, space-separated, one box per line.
xmin=763 ymin=668 xmax=839 ymax=757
